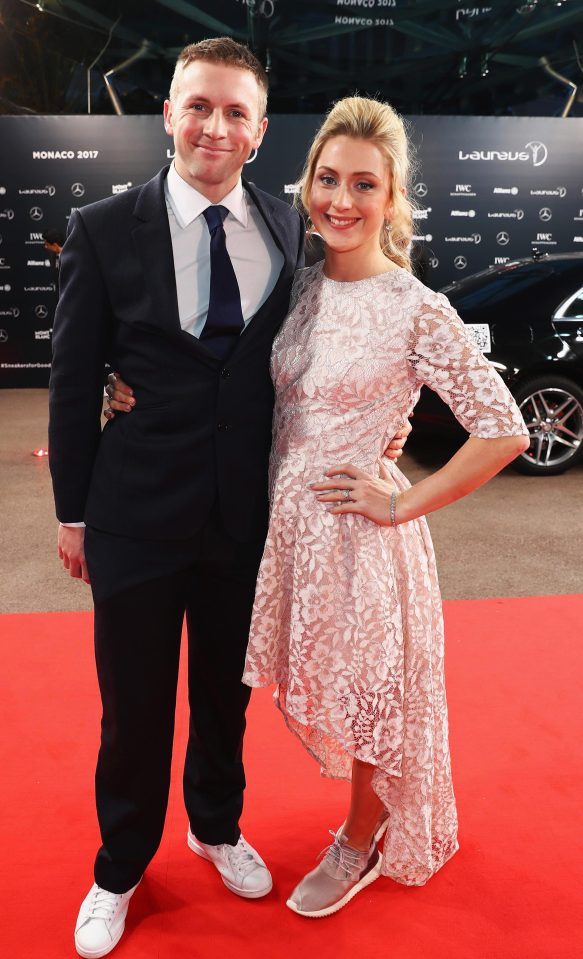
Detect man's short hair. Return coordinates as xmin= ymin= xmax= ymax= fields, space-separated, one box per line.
xmin=169 ymin=37 xmax=268 ymax=119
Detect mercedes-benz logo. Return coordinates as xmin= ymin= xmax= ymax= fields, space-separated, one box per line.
xmin=0 ymin=329 xmax=8 ymax=344
xmin=414 ymin=182 xmax=428 ymax=198
xmin=35 ymin=304 xmax=48 ymax=319
xmin=496 ymin=231 xmax=510 ymax=245
xmin=71 ymin=183 xmax=85 ymax=197
xmin=454 ymin=255 xmax=467 ymax=270
xmin=429 ymin=257 xmax=439 ymax=269
xmin=30 ymin=206 xmax=43 ymax=221
xmin=539 ymin=207 xmax=552 ymax=221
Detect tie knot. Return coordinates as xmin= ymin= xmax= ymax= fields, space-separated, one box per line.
xmin=203 ymin=205 xmax=228 ymax=232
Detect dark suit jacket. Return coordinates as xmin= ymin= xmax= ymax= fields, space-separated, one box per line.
xmin=48 ymin=167 xmax=304 ymax=542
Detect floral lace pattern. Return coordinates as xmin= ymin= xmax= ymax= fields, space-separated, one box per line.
xmin=243 ymin=263 xmax=528 ymax=886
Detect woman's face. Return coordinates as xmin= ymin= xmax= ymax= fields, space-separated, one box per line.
xmin=308 ymin=135 xmax=393 ymax=257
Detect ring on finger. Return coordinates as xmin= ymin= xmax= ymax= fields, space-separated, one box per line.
xmin=342 ymin=489 xmax=352 ymax=500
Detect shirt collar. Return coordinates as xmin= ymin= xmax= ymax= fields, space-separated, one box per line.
xmin=166 ymin=162 xmax=248 ymax=229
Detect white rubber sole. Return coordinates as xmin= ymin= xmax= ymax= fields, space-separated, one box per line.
xmin=286 ymin=855 xmax=383 ymax=919
xmin=187 ymin=829 xmax=273 ymax=899
xmin=75 ymin=922 xmax=125 ymax=959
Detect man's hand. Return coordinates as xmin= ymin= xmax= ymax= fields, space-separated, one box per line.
xmin=383 ymin=419 xmax=412 ymax=461
xmin=103 ymin=372 xmax=135 ymax=420
xmin=57 ymin=525 xmax=90 ymax=584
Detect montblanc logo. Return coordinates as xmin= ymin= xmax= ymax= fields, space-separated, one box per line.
xmin=71 ymin=182 xmax=85 ymax=197
xmin=496 ymin=231 xmax=510 ymax=245
xmin=487 ymin=209 xmax=524 ymax=220
xmin=530 ymin=187 xmax=566 ymax=198
xmin=0 ymin=209 xmax=14 ymax=220
xmin=18 ymin=185 xmax=56 ymax=197
xmin=35 ymin=329 xmax=52 ymax=340
xmin=444 ymin=234 xmax=481 ymax=244
xmin=413 ymin=182 xmax=428 ymax=198
xmin=539 ymin=208 xmax=552 ymax=222
xmin=573 ymin=236 xmax=583 ymax=243
xmin=35 ymin=304 xmax=49 ymax=319
xmin=29 ymin=207 xmax=43 ymax=221
xmin=111 ymin=182 xmax=133 ymax=195
xmin=413 ymin=207 xmax=432 ymax=220
xmin=451 ymin=209 xmax=476 ymax=217
xmin=459 ymin=141 xmax=548 ymax=166
xmin=0 ymin=306 xmax=20 ymax=317
xmin=454 ymin=255 xmax=467 ymax=270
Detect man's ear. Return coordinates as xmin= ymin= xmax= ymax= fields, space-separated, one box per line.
xmin=254 ymin=116 xmax=268 ymax=150
xmin=163 ymin=99 xmax=174 ymax=136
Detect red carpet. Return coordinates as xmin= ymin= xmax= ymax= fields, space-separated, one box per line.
xmin=1 ymin=595 xmax=582 ymax=959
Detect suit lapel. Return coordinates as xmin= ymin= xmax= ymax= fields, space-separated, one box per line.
xmin=131 ymin=168 xmax=219 ymax=366
xmin=230 ymin=181 xmax=298 ymax=361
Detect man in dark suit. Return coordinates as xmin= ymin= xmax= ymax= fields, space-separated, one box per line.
xmin=49 ymin=38 xmax=304 ymax=958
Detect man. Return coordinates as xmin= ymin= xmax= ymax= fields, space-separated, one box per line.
xmin=50 ymin=37 xmax=407 ymax=957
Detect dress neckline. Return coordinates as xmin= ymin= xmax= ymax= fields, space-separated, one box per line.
xmin=318 ymin=260 xmax=404 ymax=286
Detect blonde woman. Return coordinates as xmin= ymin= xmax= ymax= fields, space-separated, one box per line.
xmin=241 ymin=97 xmax=529 ymax=917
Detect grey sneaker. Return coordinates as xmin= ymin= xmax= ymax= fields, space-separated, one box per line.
xmin=286 ymin=833 xmax=381 ymax=918
xmin=187 ymin=829 xmax=273 ymax=899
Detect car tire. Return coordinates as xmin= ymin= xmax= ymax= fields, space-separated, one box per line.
xmin=512 ymin=375 xmax=583 ymax=476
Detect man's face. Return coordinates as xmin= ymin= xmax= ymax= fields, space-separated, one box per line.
xmin=164 ymin=60 xmax=268 ymax=201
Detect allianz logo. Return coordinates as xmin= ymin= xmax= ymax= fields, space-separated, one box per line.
xmin=487 ymin=209 xmax=524 ymax=219
xmin=412 ymin=234 xmax=433 ymax=242
xmin=444 ymin=234 xmax=481 ymax=243
xmin=27 ymin=259 xmax=52 ymax=267
xmin=451 ymin=209 xmax=476 ymax=217
xmin=493 ymin=187 xmax=518 ymax=195
xmin=574 ymin=236 xmax=583 ymax=243
xmin=459 ymin=142 xmax=548 ymax=166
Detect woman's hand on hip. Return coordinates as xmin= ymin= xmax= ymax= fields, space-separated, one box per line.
xmin=311 ymin=461 xmax=397 ymax=527
xmin=103 ymin=371 xmax=136 ymax=420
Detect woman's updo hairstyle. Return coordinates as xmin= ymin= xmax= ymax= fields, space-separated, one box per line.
xmin=298 ymin=96 xmax=417 ymax=273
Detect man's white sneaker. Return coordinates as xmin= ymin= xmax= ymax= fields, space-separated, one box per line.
xmin=74 ymin=881 xmax=139 ymax=958
xmin=187 ymin=829 xmax=273 ymax=898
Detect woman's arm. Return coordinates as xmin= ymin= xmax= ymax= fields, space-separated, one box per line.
xmin=395 ymin=433 xmax=528 ymax=524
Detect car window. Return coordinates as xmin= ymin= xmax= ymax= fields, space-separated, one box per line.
xmin=443 ymin=264 xmax=553 ymax=311
xmin=554 ymin=286 xmax=583 ymax=320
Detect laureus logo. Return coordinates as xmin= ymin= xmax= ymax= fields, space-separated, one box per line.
xmin=459 ymin=141 xmax=548 ymax=167
xmin=524 ymin=141 xmax=548 ymax=167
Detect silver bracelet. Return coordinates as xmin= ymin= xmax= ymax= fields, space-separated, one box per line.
xmin=389 ymin=490 xmax=398 ymax=527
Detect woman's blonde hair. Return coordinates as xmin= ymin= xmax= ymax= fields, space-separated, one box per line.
xmin=298 ymin=96 xmax=417 ymax=272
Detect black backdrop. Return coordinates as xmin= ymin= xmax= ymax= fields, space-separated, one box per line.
xmin=1 ymin=114 xmax=582 ymax=387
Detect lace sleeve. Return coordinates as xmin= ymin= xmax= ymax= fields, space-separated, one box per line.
xmin=406 ymin=289 xmax=528 ymax=439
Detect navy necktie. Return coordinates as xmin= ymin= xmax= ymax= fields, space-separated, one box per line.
xmin=200 ymin=205 xmax=244 ymax=359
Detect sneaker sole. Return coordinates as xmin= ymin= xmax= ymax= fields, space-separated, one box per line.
xmin=285 ymin=856 xmax=383 ymax=919
xmin=74 ymin=922 xmax=125 ymax=959
xmin=187 ymin=830 xmax=273 ymax=899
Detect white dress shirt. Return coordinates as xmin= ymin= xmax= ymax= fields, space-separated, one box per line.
xmin=165 ymin=162 xmax=283 ymax=336
xmin=62 ymin=163 xmax=283 ymax=527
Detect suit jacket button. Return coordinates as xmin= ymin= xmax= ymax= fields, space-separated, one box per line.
xmin=217 ymin=422 xmax=230 ymax=431
xmin=220 ymin=368 xmax=230 ymax=378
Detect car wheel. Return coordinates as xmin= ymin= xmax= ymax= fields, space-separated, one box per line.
xmin=512 ymin=375 xmax=583 ymax=476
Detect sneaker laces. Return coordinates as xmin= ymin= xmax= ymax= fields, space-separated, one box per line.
xmin=319 ymin=831 xmax=368 ymax=880
xmin=222 ymin=837 xmax=261 ymax=877
xmin=86 ymin=887 xmax=120 ymax=922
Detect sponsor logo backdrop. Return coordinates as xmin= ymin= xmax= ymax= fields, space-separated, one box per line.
xmin=1 ymin=115 xmax=582 ymax=386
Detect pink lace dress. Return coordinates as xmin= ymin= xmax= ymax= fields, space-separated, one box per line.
xmin=242 ymin=262 xmax=528 ymax=886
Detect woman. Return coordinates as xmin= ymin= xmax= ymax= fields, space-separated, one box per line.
xmin=107 ymin=97 xmax=529 ymax=918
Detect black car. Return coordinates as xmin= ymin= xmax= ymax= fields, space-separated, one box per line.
xmin=414 ymin=252 xmax=583 ymax=476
